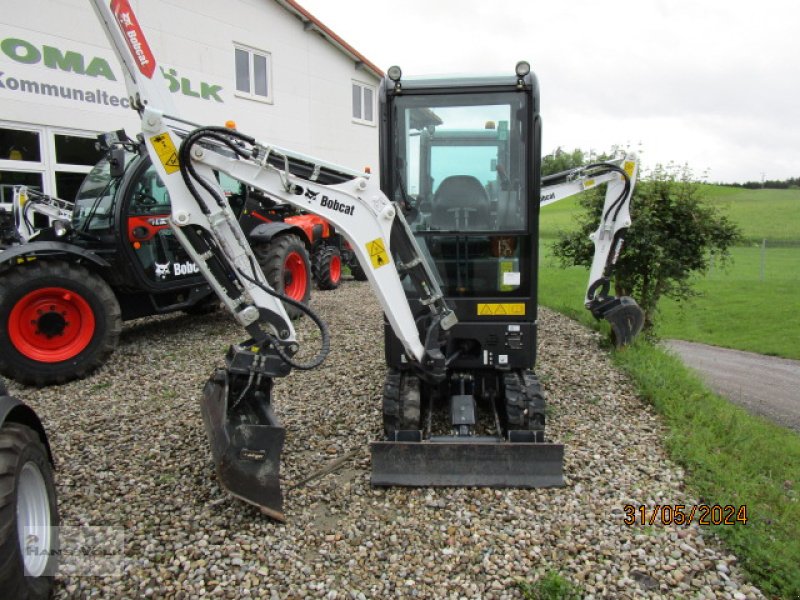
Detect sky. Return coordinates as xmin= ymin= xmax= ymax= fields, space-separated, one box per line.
xmin=298 ymin=0 xmax=798 ymax=183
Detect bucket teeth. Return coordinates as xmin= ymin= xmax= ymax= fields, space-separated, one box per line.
xmin=199 ymin=369 xmax=286 ymax=520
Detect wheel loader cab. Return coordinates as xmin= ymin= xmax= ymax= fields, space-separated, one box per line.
xmin=380 ymin=71 xmax=541 ymax=372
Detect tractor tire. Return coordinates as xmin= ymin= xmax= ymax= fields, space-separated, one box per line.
xmin=349 ymin=261 xmax=368 ymax=282
xmin=0 ymin=261 xmax=122 ymax=387
xmin=503 ymin=370 xmax=546 ymax=440
xmin=382 ymin=369 xmax=422 ymax=437
xmin=0 ymin=421 xmax=59 ymax=599
xmin=313 ymin=245 xmax=342 ymax=291
xmin=253 ymin=234 xmax=311 ymax=320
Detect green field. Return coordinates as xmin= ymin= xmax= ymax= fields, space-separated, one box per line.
xmin=541 ymin=185 xmax=800 ymax=243
xmin=697 ymin=185 xmax=800 ymax=243
xmin=538 ymin=184 xmax=800 ymax=359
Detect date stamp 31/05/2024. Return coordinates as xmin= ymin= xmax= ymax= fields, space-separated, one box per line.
xmin=623 ymin=504 xmax=748 ymax=526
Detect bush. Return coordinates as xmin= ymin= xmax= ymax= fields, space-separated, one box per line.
xmin=552 ymin=164 xmax=742 ymax=329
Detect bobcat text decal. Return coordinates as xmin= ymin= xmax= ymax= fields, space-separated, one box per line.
xmin=110 ymin=0 xmax=156 ymax=78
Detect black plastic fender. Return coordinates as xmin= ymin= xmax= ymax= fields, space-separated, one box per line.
xmin=247 ymin=222 xmax=305 ymax=245
xmin=0 ymin=390 xmax=54 ymax=465
xmin=0 ymin=240 xmax=111 ymax=271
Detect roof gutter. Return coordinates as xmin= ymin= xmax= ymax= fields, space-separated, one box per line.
xmin=275 ymin=0 xmax=384 ymax=79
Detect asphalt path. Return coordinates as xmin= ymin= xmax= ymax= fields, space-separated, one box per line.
xmin=666 ymin=340 xmax=800 ymax=432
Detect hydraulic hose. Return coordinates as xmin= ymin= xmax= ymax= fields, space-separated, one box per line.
xmin=237 ymin=267 xmax=331 ymax=371
xmin=176 ymin=127 xmax=331 ymax=372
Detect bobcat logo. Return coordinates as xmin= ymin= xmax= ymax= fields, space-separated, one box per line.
xmin=154 ymin=262 xmax=171 ymax=279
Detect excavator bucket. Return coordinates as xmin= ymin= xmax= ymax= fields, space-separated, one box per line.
xmin=371 ymin=434 xmax=564 ymax=488
xmin=602 ymin=296 xmax=645 ymax=347
xmin=199 ymin=369 xmax=286 ymax=521
xmin=589 ymin=295 xmax=645 ymax=347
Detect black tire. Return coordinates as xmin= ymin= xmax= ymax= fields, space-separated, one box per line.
xmin=0 ymin=261 xmax=122 ymax=387
xmin=349 ymin=260 xmax=368 ymax=282
xmin=313 ymin=245 xmax=342 ymax=291
xmin=503 ymin=370 xmax=546 ymax=438
xmin=382 ymin=369 xmax=422 ymax=437
xmin=253 ymin=234 xmax=312 ymax=320
xmin=0 ymin=422 xmax=59 ymax=599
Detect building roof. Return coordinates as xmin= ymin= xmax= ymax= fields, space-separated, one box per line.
xmin=274 ymin=0 xmax=383 ymax=79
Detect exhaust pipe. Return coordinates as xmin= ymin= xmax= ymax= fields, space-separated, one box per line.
xmin=199 ymin=368 xmax=286 ymax=521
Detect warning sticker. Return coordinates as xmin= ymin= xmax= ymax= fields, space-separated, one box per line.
xmin=365 ymin=237 xmax=390 ymax=269
xmin=498 ymin=260 xmax=518 ymax=291
xmin=477 ymin=303 xmax=526 ymax=316
xmin=623 ymin=160 xmax=636 ymax=178
xmin=149 ymin=133 xmax=180 ymax=174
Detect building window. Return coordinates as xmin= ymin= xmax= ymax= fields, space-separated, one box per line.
xmin=234 ymin=45 xmax=272 ymax=102
xmin=0 ymin=125 xmax=45 ymax=205
xmin=51 ymin=133 xmax=104 ymax=200
xmin=0 ymin=122 xmax=100 ymax=205
xmin=352 ymin=82 xmax=375 ymax=125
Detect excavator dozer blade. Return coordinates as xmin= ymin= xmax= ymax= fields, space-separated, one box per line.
xmin=199 ymin=370 xmax=286 ymax=521
xmin=602 ymin=296 xmax=645 ymax=347
xmin=370 ymin=437 xmax=564 ymax=488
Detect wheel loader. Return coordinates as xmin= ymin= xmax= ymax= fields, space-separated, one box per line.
xmin=84 ymin=0 xmax=644 ymax=520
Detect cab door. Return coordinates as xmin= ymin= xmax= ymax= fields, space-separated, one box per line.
xmin=118 ymin=157 xmax=206 ymax=290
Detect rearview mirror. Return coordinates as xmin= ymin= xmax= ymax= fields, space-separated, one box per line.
xmin=109 ymin=147 xmax=126 ymax=178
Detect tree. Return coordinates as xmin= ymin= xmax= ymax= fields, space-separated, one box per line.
xmin=542 ymin=148 xmax=585 ymax=176
xmin=552 ymin=164 xmax=742 ymax=330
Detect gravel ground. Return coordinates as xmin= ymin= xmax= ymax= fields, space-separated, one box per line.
xmin=9 ymin=281 xmax=763 ymax=599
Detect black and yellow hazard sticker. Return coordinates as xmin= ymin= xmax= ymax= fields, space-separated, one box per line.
xmin=623 ymin=160 xmax=636 ymax=178
xmin=477 ymin=303 xmax=526 ymax=316
xmin=366 ymin=237 xmax=390 ymax=269
xmin=149 ymin=133 xmax=180 ymax=174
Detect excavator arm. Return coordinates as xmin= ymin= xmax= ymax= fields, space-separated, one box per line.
xmin=540 ymin=158 xmax=645 ymax=345
xmin=90 ymin=0 xmax=456 ymax=519
xmin=9 ymin=187 xmax=73 ymax=244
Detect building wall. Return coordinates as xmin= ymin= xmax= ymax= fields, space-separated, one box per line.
xmin=0 ymin=0 xmax=380 ymax=200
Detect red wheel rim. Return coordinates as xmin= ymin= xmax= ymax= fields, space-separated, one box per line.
xmin=330 ymin=255 xmax=342 ymax=284
xmin=283 ymin=251 xmax=308 ymax=300
xmin=8 ymin=287 xmax=96 ymax=363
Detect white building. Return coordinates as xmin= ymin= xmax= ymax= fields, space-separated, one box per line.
xmin=0 ymin=0 xmax=382 ymax=204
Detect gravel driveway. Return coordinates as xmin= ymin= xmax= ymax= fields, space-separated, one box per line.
xmin=10 ymin=282 xmax=763 ymax=598
xmin=665 ymin=340 xmax=800 ymax=432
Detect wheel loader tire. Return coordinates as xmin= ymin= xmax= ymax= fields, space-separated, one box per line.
xmin=382 ymin=369 xmax=421 ymax=437
xmin=349 ymin=261 xmax=368 ymax=282
xmin=253 ymin=234 xmax=311 ymax=320
xmin=0 ymin=261 xmax=122 ymax=387
xmin=0 ymin=422 xmax=59 ymax=599
xmin=313 ymin=245 xmax=342 ymax=291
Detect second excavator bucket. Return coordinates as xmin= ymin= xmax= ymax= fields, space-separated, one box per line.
xmin=200 ymin=369 xmax=286 ymax=521
xmin=593 ymin=296 xmax=645 ymax=347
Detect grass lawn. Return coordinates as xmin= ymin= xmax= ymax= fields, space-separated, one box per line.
xmin=699 ymin=185 xmax=800 ymax=243
xmin=539 ymin=184 xmax=800 ymax=359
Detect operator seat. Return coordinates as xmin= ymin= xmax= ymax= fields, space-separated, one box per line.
xmin=430 ymin=175 xmax=490 ymax=230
